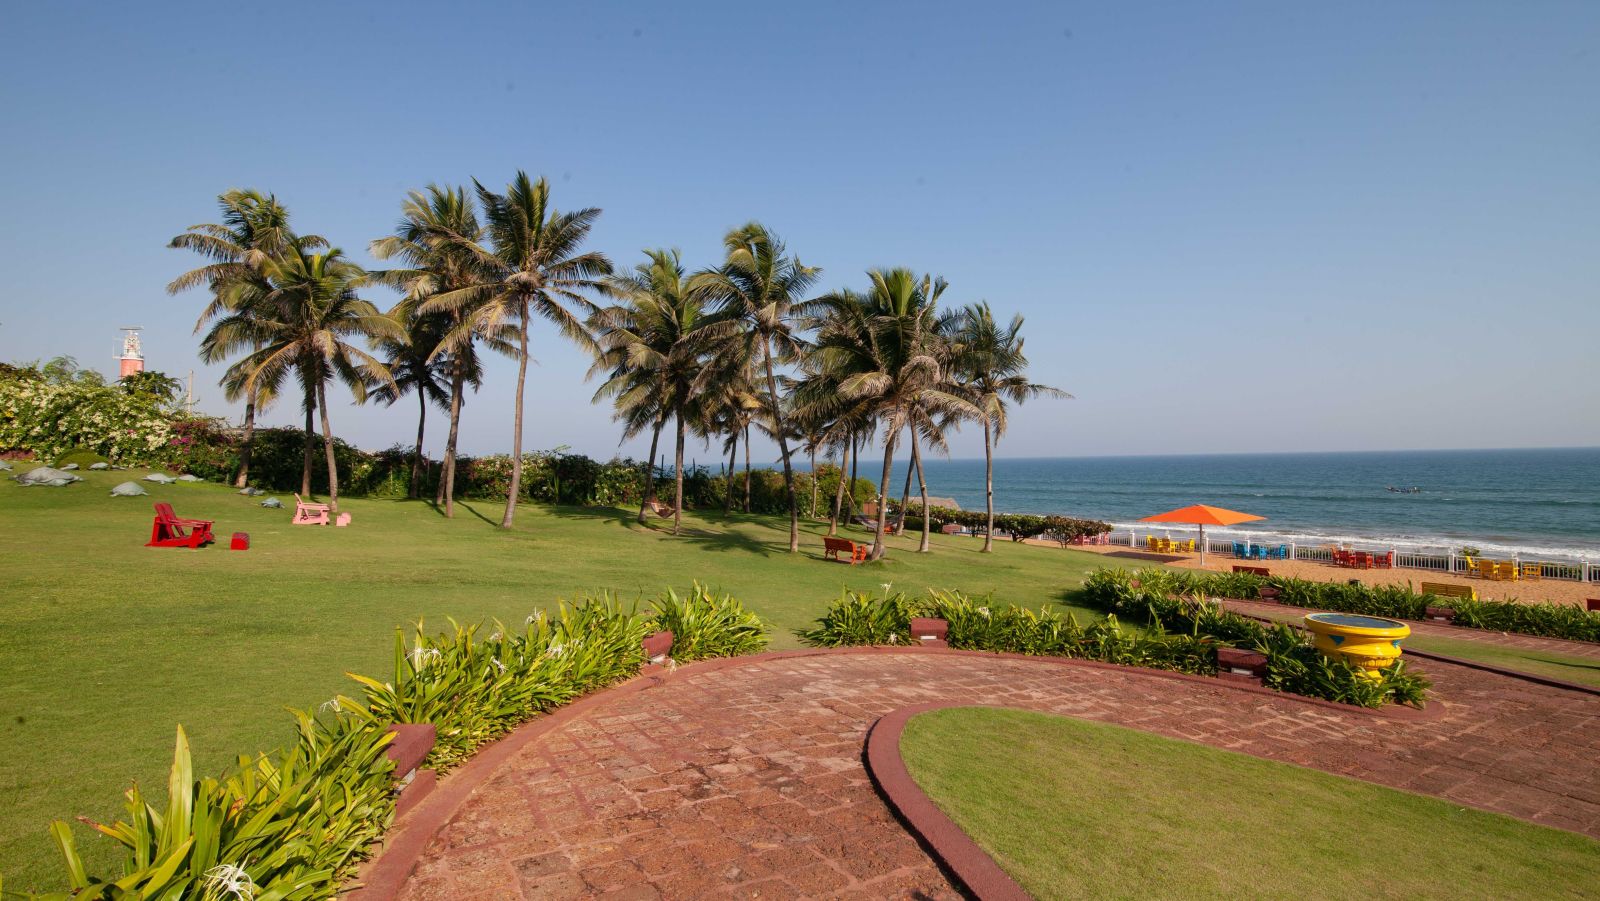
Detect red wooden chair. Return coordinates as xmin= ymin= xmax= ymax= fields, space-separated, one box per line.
xmin=147 ymin=502 xmax=215 ymax=548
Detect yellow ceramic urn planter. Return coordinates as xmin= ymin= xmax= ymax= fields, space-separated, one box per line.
xmin=1303 ymin=613 xmax=1411 ymax=677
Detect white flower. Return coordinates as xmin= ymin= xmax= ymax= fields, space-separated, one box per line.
xmin=977 ymin=606 xmax=991 ymax=618
xmin=880 ymin=583 xmax=893 ymax=593
xmin=525 ymin=611 xmax=545 ymax=625
xmin=886 ymin=633 xmax=899 ymax=645
xmin=488 ymin=631 xmax=503 ymax=642
xmin=409 ymin=646 xmax=442 ymax=670
xmin=318 ymin=697 xmax=340 ymax=713
xmin=546 ymin=642 xmax=566 ymax=658
xmin=203 ymin=862 xmax=258 ymax=900
xmin=490 ymin=657 xmax=507 ymax=674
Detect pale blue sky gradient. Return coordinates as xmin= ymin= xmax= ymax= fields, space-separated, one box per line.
xmin=1 ymin=1 xmax=1596 ymax=463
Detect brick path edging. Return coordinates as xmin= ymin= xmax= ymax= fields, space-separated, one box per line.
xmin=348 ymin=644 xmax=1433 ymax=898
xmin=866 ymin=703 xmax=1032 ymax=901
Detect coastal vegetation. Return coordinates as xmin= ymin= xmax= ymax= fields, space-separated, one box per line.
xmin=900 ymin=708 xmax=1600 ymax=900
xmin=0 ymin=472 xmax=1113 ymax=888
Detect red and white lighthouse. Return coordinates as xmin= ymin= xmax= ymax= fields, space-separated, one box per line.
xmin=118 ymin=326 xmax=145 ymax=379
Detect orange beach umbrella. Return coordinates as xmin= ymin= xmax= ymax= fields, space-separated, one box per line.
xmin=1140 ymin=504 xmax=1265 ymax=566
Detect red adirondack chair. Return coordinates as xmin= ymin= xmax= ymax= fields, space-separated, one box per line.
xmin=147 ymin=502 xmax=215 ymax=548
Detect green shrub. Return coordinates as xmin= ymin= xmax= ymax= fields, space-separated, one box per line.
xmin=646 ymin=583 xmax=769 ymax=662
xmin=16 ymin=588 xmax=769 ymax=899
xmin=894 ymin=505 xmax=1112 ymax=543
xmin=1082 ymin=566 xmax=1600 ymax=644
xmin=50 ymin=449 xmax=109 ymax=469
xmin=1079 ymin=569 xmax=1431 ymax=708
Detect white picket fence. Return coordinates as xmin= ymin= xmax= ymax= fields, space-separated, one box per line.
xmin=1125 ymin=531 xmax=1598 ymax=583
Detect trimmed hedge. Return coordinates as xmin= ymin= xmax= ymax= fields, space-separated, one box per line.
xmin=894 ymin=504 xmax=1112 ymax=544
xmin=1080 ymin=569 xmax=1429 ymax=708
xmin=14 ymin=589 xmax=769 ymax=900
xmin=1091 ymin=566 xmax=1600 ymax=644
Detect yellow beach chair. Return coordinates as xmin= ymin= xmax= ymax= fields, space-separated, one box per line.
xmin=1519 ymin=561 xmax=1543 ymax=581
xmin=1497 ymin=561 xmax=1518 ymax=581
xmin=1476 ymin=558 xmax=1499 ymax=580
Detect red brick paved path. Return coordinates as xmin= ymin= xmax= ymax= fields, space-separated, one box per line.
xmin=391 ymin=651 xmax=1600 ymax=900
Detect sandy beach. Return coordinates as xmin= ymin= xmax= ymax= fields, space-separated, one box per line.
xmin=1056 ymin=542 xmax=1599 ymax=608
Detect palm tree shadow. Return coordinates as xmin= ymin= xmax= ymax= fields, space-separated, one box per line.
xmin=543 ymin=503 xmax=786 ymax=557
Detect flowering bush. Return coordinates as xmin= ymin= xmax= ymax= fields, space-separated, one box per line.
xmin=0 ymin=377 xmax=172 ymax=463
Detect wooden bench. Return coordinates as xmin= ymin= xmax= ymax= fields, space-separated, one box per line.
xmin=823 ymin=536 xmax=868 ymax=564
xmin=1232 ymin=565 xmax=1270 ymax=577
xmin=1420 ymin=582 xmax=1477 ymax=602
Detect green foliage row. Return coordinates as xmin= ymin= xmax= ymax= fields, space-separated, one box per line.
xmin=796 ymin=588 xmax=1219 ymax=675
xmin=897 ymin=504 xmax=1112 ymax=543
xmin=11 ymin=589 xmax=770 ymax=899
xmin=1081 ymin=569 xmax=1430 ymax=708
xmin=1092 ymin=566 xmax=1600 ymax=643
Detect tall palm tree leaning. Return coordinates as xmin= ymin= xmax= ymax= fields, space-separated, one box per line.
xmin=425 ymin=172 xmax=611 ymax=529
xmin=690 ymin=224 xmax=819 ymax=552
xmin=168 ymin=189 xmax=323 ymax=488
xmin=592 ymin=249 xmax=733 ymax=534
xmin=206 ymin=242 xmax=397 ymax=512
xmin=952 ymin=302 xmax=1070 ymax=552
xmin=369 ymin=185 xmax=502 ymax=518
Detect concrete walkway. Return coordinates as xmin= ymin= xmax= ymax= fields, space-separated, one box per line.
xmin=389 ymin=651 xmax=1600 ymax=900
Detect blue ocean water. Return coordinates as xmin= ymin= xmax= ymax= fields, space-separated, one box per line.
xmin=903 ymin=448 xmax=1600 ymax=562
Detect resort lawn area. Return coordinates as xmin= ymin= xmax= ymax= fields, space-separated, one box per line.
xmin=1232 ymin=601 xmax=1600 ymax=689
xmin=901 ymin=707 xmax=1600 ymax=900
xmin=0 ymin=471 xmax=1109 ymax=889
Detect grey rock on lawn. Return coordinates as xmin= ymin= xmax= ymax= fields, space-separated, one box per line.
xmin=144 ymin=473 xmax=178 ymax=484
xmin=239 ymin=487 xmax=264 ymax=496
xmin=15 ymin=466 xmax=83 ymax=486
xmin=260 ymin=497 xmax=284 ymax=508
xmin=0 ymin=460 xmax=12 ymax=471
xmin=60 ymin=463 xmax=80 ymax=470
xmin=89 ymin=462 xmax=110 ymax=470
xmin=177 ymin=474 xmax=204 ymax=482
xmin=110 ymin=481 xmax=149 ymax=497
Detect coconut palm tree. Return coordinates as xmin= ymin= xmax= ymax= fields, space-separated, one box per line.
xmin=690 ymin=224 xmax=819 ymax=552
xmin=951 ymin=302 xmax=1071 ymax=552
xmin=169 ymin=189 xmax=323 ymax=488
xmin=807 ymin=269 xmax=977 ymax=559
xmin=369 ymin=184 xmax=499 ymax=518
xmin=592 ymin=249 xmax=734 ymax=533
xmin=424 ymin=172 xmax=611 ymax=529
xmin=206 ymin=242 xmax=397 ymax=512
xmin=367 ymin=308 xmax=477 ymax=498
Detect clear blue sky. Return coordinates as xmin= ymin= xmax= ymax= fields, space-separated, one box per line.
xmin=2 ymin=1 xmax=1596 ymax=464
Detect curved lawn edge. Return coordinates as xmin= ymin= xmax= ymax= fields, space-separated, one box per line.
xmin=347 ymin=644 xmax=1443 ymax=898
xmin=866 ymin=702 xmax=1032 ymax=901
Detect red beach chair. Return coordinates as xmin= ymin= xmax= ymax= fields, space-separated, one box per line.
xmin=147 ymin=502 xmax=215 ymax=548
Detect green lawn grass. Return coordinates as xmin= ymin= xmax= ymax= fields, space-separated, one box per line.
xmin=901 ymin=707 xmax=1600 ymax=900
xmin=0 ymin=471 xmax=1110 ymax=889
xmin=1234 ymin=603 xmax=1600 ymax=689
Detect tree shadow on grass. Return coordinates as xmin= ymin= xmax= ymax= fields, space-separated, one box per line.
xmin=540 ymin=504 xmax=780 ymax=556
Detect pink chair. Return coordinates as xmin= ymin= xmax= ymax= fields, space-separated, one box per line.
xmin=293 ymin=493 xmax=331 ymax=526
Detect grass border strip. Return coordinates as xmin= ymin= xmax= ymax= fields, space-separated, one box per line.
xmin=866 ymin=703 xmax=1032 ymax=901
xmin=349 ymin=644 xmax=1446 ymax=898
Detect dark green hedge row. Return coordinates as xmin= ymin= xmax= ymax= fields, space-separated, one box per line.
xmin=893 ymin=504 xmax=1112 ymax=543
xmin=1091 ymin=566 xmax=1600 ymax=643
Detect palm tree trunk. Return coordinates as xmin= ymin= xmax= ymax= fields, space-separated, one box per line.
xmin=441 ymin=361 xmax=465 ymax=517
xmin=724 ymin=430 xmax=738 ymax=515
xmin=894 ymin=429 xmax=914 ymax=533
xmin=760 ymin=339 xmax=800 ymax=552
xmin=912 ymin=438 xmax=931 ymax=552
xmin=982 ymin=418 xmax=995 ymax=553
xmin=673 ymin=411 xmax=686 ymax=536
xmin=301 ymin=384 xmax=315 ymax=496
xmin=316 ymin=379 xmax=339 ymax=515
xmin=501 ymin=305 xmax=530 ymax=529
xmin=234 ymin=387 xmax=256 ymax=489
xmin=870 ymin=432 xmax=898 ymax=560
xmin=411 ymin=387 xmax=427 ymax=499
xmin=742 ymin=425 xmax=752 ymax=513
xmin=809 ymin=448 xmax=819 ymax=518
xmin=639 ymin=418 xmax=664 ymax=525
xmin=829 ymin=441 xmax=848 ymax=536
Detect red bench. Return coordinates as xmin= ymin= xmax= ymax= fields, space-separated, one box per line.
xmin=824 ymin=536 xmax=868 ymax=564
xmin=147 ymin=502 xmax=215 ymax=548
xmin=1232 ymin=565 xmax=1270 ymax=577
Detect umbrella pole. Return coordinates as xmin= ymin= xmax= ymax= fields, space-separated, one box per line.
xmin=1199 ymin=523 xmax=1206 ymax=567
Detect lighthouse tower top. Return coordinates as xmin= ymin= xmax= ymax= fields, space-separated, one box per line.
xmin=118 ymin=327 xmax=145 ymax=379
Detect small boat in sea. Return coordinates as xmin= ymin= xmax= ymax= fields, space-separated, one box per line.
xmin=1386 ymin=486 xmax=1423 ymax=494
